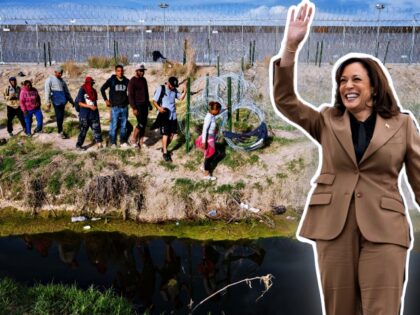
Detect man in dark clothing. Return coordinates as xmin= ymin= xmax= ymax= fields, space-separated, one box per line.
xmin=128 ymin=63 xmax=152 ymax=148
xmin=3 ymin=77 xmax=25 ymax=136
xmin=100 ymin=65 xmax=130 ymax=148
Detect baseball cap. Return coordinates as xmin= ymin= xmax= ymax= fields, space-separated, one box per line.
xmin=135 ymin=63 xmax=147 ymax=71
xmin=168 ymin=76 xmax=179 ymax=88
xmin=55 ymin=66 xmax=63 ymax=73
xmin=9 ymin=77 xmax=16 ymax=82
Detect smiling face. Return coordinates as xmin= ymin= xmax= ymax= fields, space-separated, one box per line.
xmin=339 ymin=62 xmax=373 ymax=113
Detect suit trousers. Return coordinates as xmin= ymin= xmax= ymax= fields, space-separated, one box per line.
xmin=315 ymin=193 xmax=408 ymax=315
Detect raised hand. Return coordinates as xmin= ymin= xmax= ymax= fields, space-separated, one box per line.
xmin=286 ymin=1 xmax=313 ymax=50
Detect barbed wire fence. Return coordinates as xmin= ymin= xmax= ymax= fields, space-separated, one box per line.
xmin=0 ymin=4 xmax=419 ymax=65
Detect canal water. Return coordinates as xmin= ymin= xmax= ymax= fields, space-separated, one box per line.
xmin=0 ymin=231 xmax=419 ymax=315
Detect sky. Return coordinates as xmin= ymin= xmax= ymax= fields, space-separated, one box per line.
xmin=1 ymin=0 xmax=419 ymax=25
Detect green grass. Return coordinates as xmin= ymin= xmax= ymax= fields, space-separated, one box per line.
xmin=0 ymin=208 xmax=299 ymax=241
xmin=47 ymin=172 xmax=62 ymax=194
xmin=286 ymin=157 xmax=305 ymax=173
xmin=0 ymin=277 xmax=135 ymax=315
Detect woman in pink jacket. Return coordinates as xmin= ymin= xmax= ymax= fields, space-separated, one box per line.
xmin=20 ymin=80 xmax=43 ymax=136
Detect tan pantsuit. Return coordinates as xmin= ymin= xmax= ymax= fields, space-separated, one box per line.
xmin=316 ymin=193 xmax=407 ymax=315
xmin=271 ymin=57 xmax=420 ymax=315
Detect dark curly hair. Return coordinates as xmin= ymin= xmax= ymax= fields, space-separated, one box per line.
xmin=333 ymin=57 xmax=400 ymax=118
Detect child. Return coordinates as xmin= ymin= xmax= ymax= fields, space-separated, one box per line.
xmin=74 ymin=76 xmax=103 ymax=150
xmin=19 ymin=80 xmax=43 ymax=136
xmin=195 ymin=101 xmax=222 ymax=180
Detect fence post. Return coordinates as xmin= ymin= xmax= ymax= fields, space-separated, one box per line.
xmin=227 ymin=77 xmax=232 ymax=132
xmin=205 ymin=73 xmax=209 ymax=107
xmin=183 ymin=38 xmax=187 ymax=65
xmin=207 ymin=38 xmax=211 ymax=65
xmin=318 ymin=40 xmax=323 ymax=67
xmin=241 ymin=56 xmax=244 ymax=72
xmin=43 ymin=43 xmax=47 ymax=68
xmin=315 ymin=41 xmax=319 ymax=66
xmin=383 ymin=40 xmax=390 ymax=65
xmin=249 ymin=41 xmax=252 ymax=65
xmin=48 ymin=42 xmax=51 ymax=66
xmin=217 ymin=55 xmax=220 ymax=76
xmin=236 ymin=78 xmax=241 ymax=121
xmin=185 ymin=77 xmax=191 ymax=153
xmin=252 ymin=39 xmax=256 ymax=65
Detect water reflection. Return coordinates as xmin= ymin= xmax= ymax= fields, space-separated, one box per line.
xmin=0 ymin=232 xmax=419 ymax=314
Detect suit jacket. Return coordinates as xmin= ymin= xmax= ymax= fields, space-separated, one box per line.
xmin=272 ymin=58 xmax=420 ymax=249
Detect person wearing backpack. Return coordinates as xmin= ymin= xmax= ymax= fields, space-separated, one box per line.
xmin=128 ymin=63 xmax=152 ymax=148
xmin=44 ymin=66 xmax=74 ymax=139
xmin=151 ymin=76 xmax=187 ymax=162
xmin=3 ymin=77 xmax=25 ymax=137
xmin=20 ymin=80 xmax=43 ymax=136
xmin=100 ymin=65 xmax=130 ymax=148
xmin=74 ymin=76 xmax=103 ymax=151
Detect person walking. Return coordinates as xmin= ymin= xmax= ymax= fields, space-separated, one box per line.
xmin=20 ymin=80 xmax=43 ymax=136
xmin=44 ymin=66 xmax=74 ymax=139
xmin=74 ymin=76 xmax=103 ymax=151
xmin=128 ymin=63 xmax=152 ymax=148
xmin=3 ymin=77 xmax=25 ymax=136
xmin=100 ymin=65 xmax=130 ymax=148
xmin=271 ymin=1 xmax=420 ymax=315
xmin=195 ymin=101 xmax=222 ymax=180
xmin=151 ymin=76 xmax=187 ymax=161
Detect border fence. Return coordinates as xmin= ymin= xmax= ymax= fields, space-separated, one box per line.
xmin=0 ymin=5 xmax=419 ymax=64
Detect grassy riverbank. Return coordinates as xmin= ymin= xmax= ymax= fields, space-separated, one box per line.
xmin=0 ymin=208 xmax=299 ymax=241
xmin=0 ymin=278 xmax=135 ymax=315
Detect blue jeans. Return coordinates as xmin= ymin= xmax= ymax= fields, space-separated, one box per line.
xmin=24 ymin=108 xmax=43 ymax=135
xmin=109 ymin=107 xmax=128 ymax=145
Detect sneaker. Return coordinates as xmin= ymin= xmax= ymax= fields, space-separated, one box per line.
xmin=163 ymin=152 xmax=172 ymax=162
xmin=25 ymin=133 xmax=32 ymax=138
xmin=8 ymin=132 xmax=14 ymax=137
xmin=110 ymin=144 xmax=118 ymax=149
xmin=204 ymin=175 xmax=217 ymax=181
xmin=120 ymin=142 xmax=130 ymax=149
xmin=96 ymin=143 xmax=104 ymax=149
xmin=59 ymin=132 xmax=67 ymax=139
xmin=129 ymin=141 xmax=139 ymax=148
xmin=76 ymin=144 xmax=86 ymax=151
xmin=34 ymin=128 xmax=42 ymax=134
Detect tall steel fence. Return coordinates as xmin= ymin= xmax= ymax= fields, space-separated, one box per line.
xmin=0 ymin=16 xmax=418 ymax=64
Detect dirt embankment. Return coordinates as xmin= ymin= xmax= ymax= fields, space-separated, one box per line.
xmin=0 ymin=60 xmax=418 ymax=221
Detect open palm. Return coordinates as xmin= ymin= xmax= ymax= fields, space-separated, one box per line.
xmin=286 ymin=2 xmax=313 ymax=49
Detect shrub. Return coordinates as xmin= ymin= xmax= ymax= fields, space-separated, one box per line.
xmin=87 ymin=55 xmax=129 ymax=69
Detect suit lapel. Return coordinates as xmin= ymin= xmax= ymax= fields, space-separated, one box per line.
xmin=330 ymin=108 xmax=404 ymax=167
xmin=330 ymin=109 xmax=358 ymax=167
xmin=358 ymin=111 xmax=403 ymax=165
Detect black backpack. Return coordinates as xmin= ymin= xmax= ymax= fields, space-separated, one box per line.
xmin=156 ymin=84 xmax=166 ymax=106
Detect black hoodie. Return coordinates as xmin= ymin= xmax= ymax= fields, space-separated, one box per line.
xmin=100 ymin=74 xmax=129 ymax=107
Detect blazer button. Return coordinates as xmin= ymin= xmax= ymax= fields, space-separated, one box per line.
xmin=356 ymin=192 xmax=362 ymax=198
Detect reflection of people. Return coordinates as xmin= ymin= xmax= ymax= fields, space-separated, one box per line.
xmin=271 ymin=1 xmax=420 ymax=315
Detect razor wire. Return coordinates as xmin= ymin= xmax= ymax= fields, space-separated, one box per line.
xmin=177 ymin=74 xmax=267 ymax=151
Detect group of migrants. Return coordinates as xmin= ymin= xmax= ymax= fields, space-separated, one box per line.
xmin=4 ymin=63 xmax=222 ymax=179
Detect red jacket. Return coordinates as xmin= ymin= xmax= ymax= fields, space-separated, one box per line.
xmin=20 ymin=86 xmax=41 ymax=111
